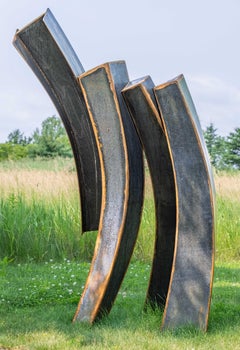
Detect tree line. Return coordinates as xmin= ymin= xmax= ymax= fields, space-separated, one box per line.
xmin=0 ymin=116 xmax=239 ymax=170
xmin=204 ymin=123 xmax=240 ymax=170
xmin=0 ymin=116 xmax=72 ymax=161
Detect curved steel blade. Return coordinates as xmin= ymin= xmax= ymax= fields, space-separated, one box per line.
xmin=122 ymin=76 xmax=176 ymax=309
xmin=154 ymin=75 xmax=215 ymax=331
xmin=13 ymin=9 xmax=101 ymax=232
xmin=73 ymin=61 xmax=144 ymax=323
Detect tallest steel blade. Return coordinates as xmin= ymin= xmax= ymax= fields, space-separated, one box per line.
xmin=13 ymin=9 xmax=101 ymax=232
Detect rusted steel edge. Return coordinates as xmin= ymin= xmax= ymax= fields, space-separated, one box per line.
xmin=154 ymin=74 xmax=215 ymax=331
xmin=73 ymin=61 xmax=144 ymax=323
xmin=13 ymin=9 xmax=101 ymax=232
xmin=122 ymin=76 xmax=176 ymax=309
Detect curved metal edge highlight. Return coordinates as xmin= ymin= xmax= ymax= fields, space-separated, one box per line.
xmin=43 ymin=9 xmax=84 ymax=76
xmin=73 ymin=61 xmax=144 ymax=323
xmin=154 ymin=75 xmax=215 ymax=331
xmin=13 ymin=9 xmax=101 ymax=232
xmin=122 ymin=76 xmax=176 ymax=309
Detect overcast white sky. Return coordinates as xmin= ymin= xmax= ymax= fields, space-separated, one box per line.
xmin=0 ymin=0 xmax=239 ymax=142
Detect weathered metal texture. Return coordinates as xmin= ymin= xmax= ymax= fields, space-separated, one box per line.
xmin=13 ymin=9 xmax=101 ymax=232
xmin=154 ymin=75 xmax=215 ymax=331
xmin=122 ymin=76 xmax=176 ymax=309
xmin=73 ymin=61 xmax=144 ymax=323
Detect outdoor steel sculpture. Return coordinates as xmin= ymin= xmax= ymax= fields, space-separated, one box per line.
xmin=13 ymin=9 xmax=215 ymax=331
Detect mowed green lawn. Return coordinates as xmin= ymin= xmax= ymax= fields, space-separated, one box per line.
xmin=0 ymin=260 xmax=239 ymax=350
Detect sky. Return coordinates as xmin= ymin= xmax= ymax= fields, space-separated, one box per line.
xmin=0 ymin=0 xmax=239 ymax=142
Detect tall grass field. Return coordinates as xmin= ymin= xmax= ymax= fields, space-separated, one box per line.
xmin=0 ymin=159 xmax=239 ymax=349
xmin=0 ymin=158 xmax=239 ymax=263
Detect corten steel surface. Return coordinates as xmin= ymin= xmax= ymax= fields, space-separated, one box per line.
xmin=13 ymin=9 xmax=101 ymax=232
xmin=122 ymin=76 xmax=176 ymax=309
xmin=154 ymin=75 xmax=215 ymax=331
xmin=73 ymin=61 xmax=144 ymax=323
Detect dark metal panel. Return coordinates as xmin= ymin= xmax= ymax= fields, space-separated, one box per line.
xmin=13 ymin=9 xmax=101 ymax=232
xmin=73 ymin=61 xmax=144 ymax=323
xmin=122 ymin=76 xmax=176 ymax=309
xmin=154 ymin=75 xmax=215 ymax=331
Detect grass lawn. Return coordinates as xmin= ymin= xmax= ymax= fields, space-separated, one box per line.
xmin=0 ymin=260 xmax=239 ymax=350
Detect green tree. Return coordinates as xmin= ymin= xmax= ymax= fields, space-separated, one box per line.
xmin=1 ymin=128 xmax=29 ymax=160
xmin=7 ymin=129 xmax=31 ymax=145
xmin=203 ymin=123 xmax=227 ymax=169
xmin=225 ymin=128 xmax=240 ymax=169
xmin=30 ymin=116 xmax=71 ymax=158
xmin=0 ymin=143 xmax=28 ymax=161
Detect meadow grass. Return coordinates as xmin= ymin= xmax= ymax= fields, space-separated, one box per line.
xmin=0 ymin=161 xmax=96 ymax=262
xmin=214 ymin=172 xmax=240 ymax=262
xmin=0 ymin=159 xmax=239 ymax=349
xmin=0 ymin=157 xmax=75 ymax=171
xmin=0 ymin=159 xmax=239 ymax=263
